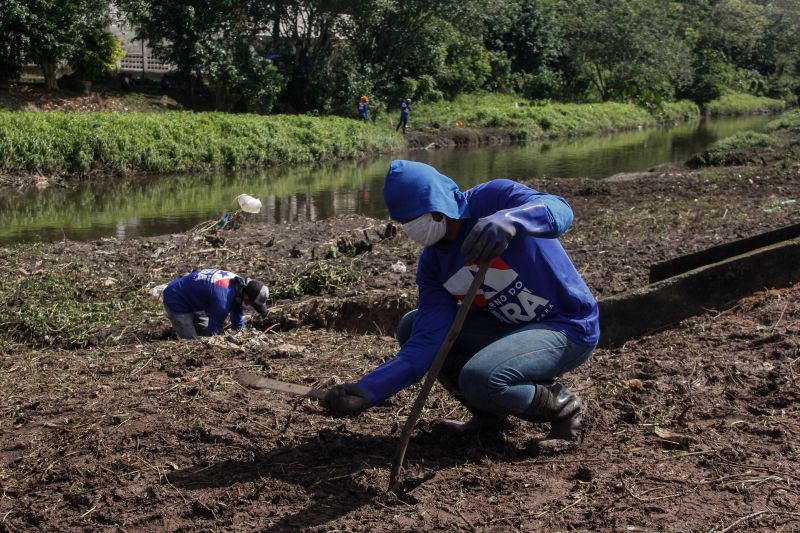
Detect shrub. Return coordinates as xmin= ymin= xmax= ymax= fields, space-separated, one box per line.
xmin=705 ymin=93 xmax=785 ymax=116
xmin=70 ymin=29 xmax=126 ymax=81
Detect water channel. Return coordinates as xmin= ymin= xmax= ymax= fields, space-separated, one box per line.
xmin=0 ymin=114 xmax=776 ymax=246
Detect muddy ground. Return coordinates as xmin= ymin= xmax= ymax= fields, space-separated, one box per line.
xmin=1 ymin=140 xmax=800 ymax=530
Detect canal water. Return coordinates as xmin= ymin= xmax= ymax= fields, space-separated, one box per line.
xmin=0 ymin=115 xmax=775 ymax=245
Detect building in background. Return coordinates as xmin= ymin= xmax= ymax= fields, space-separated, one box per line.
xmin=109 ymin=8 xmax=174 ymax=77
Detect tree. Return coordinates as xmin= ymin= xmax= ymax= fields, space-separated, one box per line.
xmin=0 ymin=1 xmax=30 ymax=86
xmin=675 ymin=0 xmax=800 ymax=102
xmin=122 ymin=0 xmax=287 ymax=111
xmin=486 ymin=0 xmax=564 ymax=98
xmin=559 ymin=0 xmax=692 ymax=105
xmin=69 ymin=28 xmax=126 ymax=81
xmin=24 ymin=0 xmax=110 ymax=89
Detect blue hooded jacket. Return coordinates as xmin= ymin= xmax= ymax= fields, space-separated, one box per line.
xmin=163 ymin=268 xmax=246 ymax=335
xmin=356 ymin=160 xmax=600 ymax=406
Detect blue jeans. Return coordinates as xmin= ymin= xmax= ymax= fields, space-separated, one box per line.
xmin=164 ymin=304 xmax=208 ymax=339
xmin=396 ymin=309 xmax=595 ymax=417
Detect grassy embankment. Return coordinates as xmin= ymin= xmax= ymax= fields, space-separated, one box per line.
xmin=688 ymin=108 xmax=800 ymax=167
xmin=0 ymin=92 xmax=785 ymax=182
xmin=0 ymin=112 xmax=404 ymax=180
xmin=705 ymin=93 xmax=787 ymax=116
xmin=408 ymin=94 xmax=701 ymax=139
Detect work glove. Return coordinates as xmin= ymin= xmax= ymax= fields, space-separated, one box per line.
xmin=461 ymin=212 xmax=518 ymax=264
xmin=323 ymin=383 xmax=370 ymax=417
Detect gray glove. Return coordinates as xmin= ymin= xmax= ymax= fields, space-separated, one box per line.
xmin=323 ymin=383 xmax=369 ymax=417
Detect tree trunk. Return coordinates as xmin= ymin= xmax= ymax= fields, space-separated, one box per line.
xmin=40 ymin=61 xmax=58 ymax=90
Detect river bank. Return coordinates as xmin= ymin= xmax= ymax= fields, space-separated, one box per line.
xmin=0 ymin=92 xmax=786 ymax=189
xmin=1 ymin=111 xmax=798 ymax=347
xmin=1 ymin=110 xmax=799 ymax=530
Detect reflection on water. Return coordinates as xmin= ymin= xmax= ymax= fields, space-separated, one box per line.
xmin=0 ymin=114 xmax=775 ymax=245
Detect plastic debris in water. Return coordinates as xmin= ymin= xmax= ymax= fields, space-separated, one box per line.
xmin=216 ymin=211 xmax=231 ymax=229
xmin=238 ymin=194 xmax=263 ymax=214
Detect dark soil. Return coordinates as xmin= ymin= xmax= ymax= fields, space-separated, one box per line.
xmin=406 ymin=127 xmax=521 ymax=150
xmin=1 ymin=149 xmax=799 ymax=530
xmin=0 ymin=81 xmax=182 ymax=113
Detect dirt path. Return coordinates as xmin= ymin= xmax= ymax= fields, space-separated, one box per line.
xmin=1 ymin=146 xmax=799 ymax=530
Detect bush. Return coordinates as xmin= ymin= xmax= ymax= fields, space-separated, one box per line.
xmin=653 ymin=100 xmax=701 ymax=123
xmin=765 ymin=109 xmax=800 ymax=132
xmin=705 ymin=93 xmax=785 ymax=116
xmin=687 ymin=131 xmax=776 ymax=167
xmin=70 ymin=29 xmax=126 ymax=81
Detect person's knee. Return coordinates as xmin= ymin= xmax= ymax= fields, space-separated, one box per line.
xmin=458 ymin=363 xmax=488 ymax=407
xmin=395 ymin=310 xmax=417 ymax=347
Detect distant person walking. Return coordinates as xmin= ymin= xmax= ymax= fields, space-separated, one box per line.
xmin=358 ymin=96 xmax=369 ymax=122
xmin=396 ymin=98 xmax=411 ymax=134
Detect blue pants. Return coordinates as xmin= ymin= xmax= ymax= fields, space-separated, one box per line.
xmin=396 ymin=115 xmax=408 ymax=132
xmin=164 ymin=304 xmax=208 ymax=339
xmin=396 ymin=309 xmax=595 ymax=417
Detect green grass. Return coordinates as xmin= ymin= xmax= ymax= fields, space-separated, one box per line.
xmin=0 ymin=111 xmax=404 ymax=178
xmin=765 ymin=108 xmax=800 ymax=132
xmin=406 ymin=94 xmax=664 ymax=139
xmin=2 ymin=93 xmax=782 ymax=181
xmin=705 ymin=93 xmax=786 ymax=117
xmin=0 ymin=269 xmax=145 ymax=347
xmin=270 ymin=261 xmax=362 ymax=300
xmin=687 ymin=131 xmax=777 ymax=167
xmin=713 ymin=131 xmax=776 ymax=152
xmin=653 ymin=100 xmax=702 ymax=123
xmin=686 ymin=108 xmax=797 ymax=168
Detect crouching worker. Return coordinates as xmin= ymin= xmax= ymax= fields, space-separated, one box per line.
xmin=163 ymin=268 xmax=269 ymax=339
xmin=322 ymin=160 xmax=599 ymax=450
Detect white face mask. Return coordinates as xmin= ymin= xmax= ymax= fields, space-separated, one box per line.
xmin=402 ymin=213 xmax=447 ymax=246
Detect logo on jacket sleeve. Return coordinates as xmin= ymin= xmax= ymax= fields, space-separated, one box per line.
xmin=442 ymin=257 xmax=552 ymax=324
xmin=194 ymin=268 xmax=236 ymax=288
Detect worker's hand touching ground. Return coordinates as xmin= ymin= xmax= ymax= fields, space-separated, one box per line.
xmin=323 ymin=383 xmax=369 ymax=416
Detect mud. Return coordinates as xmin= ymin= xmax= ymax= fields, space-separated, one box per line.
xmin=1 ymin=154 xmax=800 ymax=530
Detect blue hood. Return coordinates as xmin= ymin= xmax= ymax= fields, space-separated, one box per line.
xmin=383 ymin=160 xmax=469 ymax=221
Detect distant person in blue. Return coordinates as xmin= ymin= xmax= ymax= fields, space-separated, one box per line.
xmin=163 ymin=268 xmax=269 ymax=339
xmin=322 ymin=160 xmax=599 ymax=449
xmin=358 ymin=96 xmax=369 ymax=122
xmin=395 ymin=98 xmax=411 ymax=133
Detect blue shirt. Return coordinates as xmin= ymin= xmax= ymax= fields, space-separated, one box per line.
xmin=163 ymin=269 xmax=245 ymax=335
xmin=358 ymin=163 xmax=599 ymax=405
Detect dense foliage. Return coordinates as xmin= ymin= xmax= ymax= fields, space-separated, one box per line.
xmin=118 ymin=0 xmax=800 ymax=112
xmin=1 ymin=0 xmax=798 ymax=111
xmin=0 ymin=0 xmax=123 ymax=89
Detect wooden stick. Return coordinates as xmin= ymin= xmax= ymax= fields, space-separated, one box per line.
xmin=388 ymin=261 xmax=489 ymax=493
